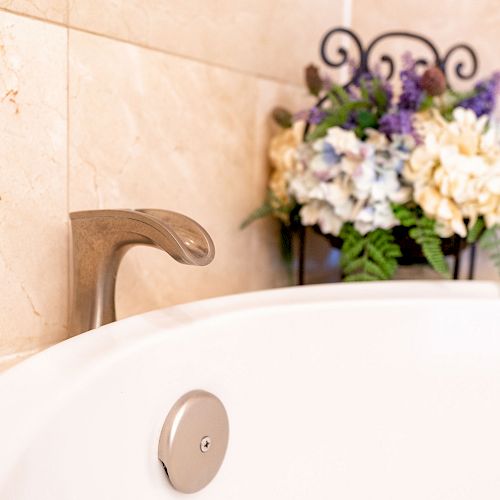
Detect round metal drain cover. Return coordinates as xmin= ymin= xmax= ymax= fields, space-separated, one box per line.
xmin=158 ymin=390 xmax=229 ymax=493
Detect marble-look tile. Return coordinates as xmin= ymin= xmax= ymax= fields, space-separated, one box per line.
xmin=0 ymin=11 xmax=68 ymax=357
xmin=69 ymin=30 xmax=311 ymax=318
xmin=0 ymin=0 xmax=67 ymax=23
xmin=68 ymin=0 xmax=344 ymax=85
xmin=352 ymin=0 xmax=500 ymax=89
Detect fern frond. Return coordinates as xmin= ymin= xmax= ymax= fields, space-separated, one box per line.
xmin=240 ymin=202 xmax=274 ymax=229
xmin=420 ymin=238 xmax=451 ymax=277
xmin=366 ymin=242 xmax=399 ymax=277
xmin=339 ymin=224 xmax=401 ymax=282
xmin=342 ymin=256 xmax=366 ymax=275
xmin=467 ymin=218 xmax=485 ymax=244
xmin=392 ymin=203 xmax=418 ymax=227
xmin=364 ymin=260 xmax=389 ymax=280
xmin=393 ymin=204 xmax=450 ymax=278
xmin=340 ymin=239 xmax=364 ymax=266
xmin=241 ymin=191 xmax=294 ymax=229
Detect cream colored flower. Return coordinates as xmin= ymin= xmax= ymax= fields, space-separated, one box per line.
xmin=406 ymin=107 xmax=500 ymax=237
xmin=268 ymin=121 xmax=304 ymax=217
xmin=299 ymin=200 xmax=343 ymax=235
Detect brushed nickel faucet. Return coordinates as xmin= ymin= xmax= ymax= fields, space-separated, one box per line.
xmin=69 ymin=209 xmax=215 ymax=337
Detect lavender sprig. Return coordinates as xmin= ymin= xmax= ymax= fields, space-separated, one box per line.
xmin=379 ymin=110 xmax=414 ymax=136
xmin=460 ymin=72 xmax=500 ymax=117
xmin=398 ymin=54 xmax=424 ymax=111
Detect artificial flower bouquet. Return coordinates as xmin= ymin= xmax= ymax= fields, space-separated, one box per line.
xmin=244 ymin=55 xmax=500 ymax=281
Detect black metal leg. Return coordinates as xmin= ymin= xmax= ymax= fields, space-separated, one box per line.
xmin=298 ymin=226 xmax=306 ymax=286
xmin=468 ymin=243 xmax=477 ymax=280
xmin=453 ymin=243 xmax=461 ymax=280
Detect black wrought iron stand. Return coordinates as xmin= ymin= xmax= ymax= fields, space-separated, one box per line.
xmin=296 ymin=230 xmax=477 ymax=285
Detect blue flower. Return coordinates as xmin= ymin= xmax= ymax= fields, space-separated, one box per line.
xmin=321 ymin=141 xmax=342 ymax=165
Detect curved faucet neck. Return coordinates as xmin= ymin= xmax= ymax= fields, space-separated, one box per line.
xmin=69 ymin=209 xmax=214 ymax=337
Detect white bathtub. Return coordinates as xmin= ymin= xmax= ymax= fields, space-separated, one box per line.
xmin=1 ymin=281 xmax=500 ymax=499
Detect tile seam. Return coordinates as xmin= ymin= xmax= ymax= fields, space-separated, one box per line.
xmin=0 ymin=6 xmax=304 ymax=89
xmin=66 ymin=22 xmax=71 ymax=339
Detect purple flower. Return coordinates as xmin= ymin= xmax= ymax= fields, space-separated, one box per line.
xmin=352 ymin=70 xmax=372 ymax=86
xmin=460 ymin=72 xmax=500 ymax=117
xmin=381 ymin=79 xmax=394 ymax=105
xmin=398 ymin=56 xmax=423 ymax=111
xmin=294 ymin=106 xmax=327 ymax=125
xmin=379 ymin=110 xmax=414 ymax=136
xmin=343 ymin=112 xmax=358 ymax=130
xmin=308 ymin=106 xmax=328 ymax=125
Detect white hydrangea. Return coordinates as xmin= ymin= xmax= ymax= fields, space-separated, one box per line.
xmin=288 ymin=127 xmax=413 ymax=235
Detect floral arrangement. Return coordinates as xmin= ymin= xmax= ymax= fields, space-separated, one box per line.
xmin=243 ymin=55 xmax=500 ymax=281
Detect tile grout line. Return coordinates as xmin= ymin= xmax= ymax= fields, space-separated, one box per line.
xmin=341 ymin=0 xmax=353 ymax=82
xmin=0 ymin=6 xmax=304 ymax=90
xmin=66 ymin=22 xmax=71 ymax=339
xmin=343 ymin=0 xmax=352 ymax=27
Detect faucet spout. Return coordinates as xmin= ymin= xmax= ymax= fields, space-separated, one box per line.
xmin=69 ymin=209 xmax=215 ymax=337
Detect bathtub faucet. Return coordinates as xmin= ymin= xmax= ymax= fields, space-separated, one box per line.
xmin=68 ymin=209 xmax=215 ymax=337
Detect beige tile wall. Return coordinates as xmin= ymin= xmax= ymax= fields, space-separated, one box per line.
xmin=68 ymin=29 xmax=305 ymax=316
xmin=68 ymin=0 xmax=342 ymax=85
xmin=0 ymin=2 xmax=341 ymax=370
xmin=0 ymin=0 xmax=66 ymax=22
xmin=0 ymin=12 xmax=67 ymax=361
xmin=351 ymin=0 xmax=499 ymax=84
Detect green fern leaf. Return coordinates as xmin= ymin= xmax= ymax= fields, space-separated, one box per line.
xmin=241 ymin=191 xmax=295 ymax=229
xmin=367 ymin=242 xmax=395 ymax=277
xmin=421 ymin=241 xmax=451 ymax=278
xmin=240 ymin=202 xmax=274 ymax=229
xmin=340 ymin=225 xmax=401 ymax=282
xmin=393 ymin=205 xmax=450 ymax=278
xmin=364 ymin=260 xmax=390 ymax=280
xmin=343 ymin=256 xmax=367 ymax=275
xmin=392 ymin=203 xmax=418 ymax=227
xmin=340 ymin=239 xmax=364 ymax=266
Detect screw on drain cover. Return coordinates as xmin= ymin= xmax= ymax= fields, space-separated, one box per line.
xmin=158 ymin=390 xmax=229 ymax=493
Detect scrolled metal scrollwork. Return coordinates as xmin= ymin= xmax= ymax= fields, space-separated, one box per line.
xmin=364 ymin=31 xmax=441 ymax=80
xmin=319 ymin=27 xmax=479 ymax=87
xmin=320 ymin=27 xmax=364 ymax=87
xmin=442 ymin=43 xmax=478 ymax=81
